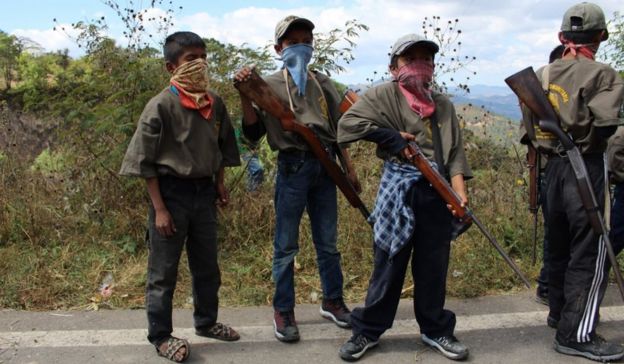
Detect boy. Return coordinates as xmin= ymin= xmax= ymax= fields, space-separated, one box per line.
xmin=337 ymin=33 xmax=472 ymax=361
xmin=531 ymin=3 xmax=624 ymax=361
xmin=607 ymin=126 xmax=624 ymax=270
xmin=120 ymin=31 xmax=241 ymax=362
xmin=234 ymin=15 xmax=360 ymax=343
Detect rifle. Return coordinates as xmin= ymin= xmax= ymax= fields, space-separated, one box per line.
xmin=338 ymin=89 xmax=359 ymax=115
xmin=527 ymin=144 xmax=540 ymax=265
xmin=404 ymin=141 xmax=532 ymax=288
xmin=234 ymin=69 xmax=371 ymax=223
xmin=505 ymin=66 xmax=624 ymax=302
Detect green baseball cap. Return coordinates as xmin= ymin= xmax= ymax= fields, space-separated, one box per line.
xmin=561 ymin=2 xmax=608 ymax=40
xmin=389 ymin=34 xmax=439 ymax=63
xmin=274 ymin=15 xmax=315 ymax=45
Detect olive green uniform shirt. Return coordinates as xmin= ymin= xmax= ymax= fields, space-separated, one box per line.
xmin=535 ymin=58 xmax=624 ymax=155
xmin=337 ymin=82 xmax=472 ymax=179
xmin=119 ymin=87 xmax=240 ymax=178
xmin=249 ymin=70 xmax=342 ymax=151
xmin=608 ymin=126 xmax=624 ymax=183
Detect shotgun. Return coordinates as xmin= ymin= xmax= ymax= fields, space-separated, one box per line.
xmin=234 ymin=69 xmax=371 ymax=223
xmin=527 ymin=144 xmax=540 ymax=265
xmin=505 ymin=66 xmax=624 ymax=302
xmin=405 ymin=141 xmax=532 ymax=288
xmin=338 ymin=89 xmax=359 ymax=115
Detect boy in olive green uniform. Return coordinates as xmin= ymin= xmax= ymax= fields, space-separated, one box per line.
xmin=120 ymin=31 xmax=240 ymax=362
xmin=531 ymin=3 xmax=624 ymax=361
xmin=234 ymin=16 xmax=360 ymax=343
xmin=337 ymin=34 xmax=471 ymax=362
xmin=607 ymin=126 xmax=624 ymax=261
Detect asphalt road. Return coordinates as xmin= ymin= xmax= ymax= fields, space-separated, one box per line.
xmin=1 ymin=286 xmax=622 ymax=364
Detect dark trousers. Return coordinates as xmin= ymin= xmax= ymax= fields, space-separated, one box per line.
xmin=544 ymin=156 xmax=608 ymax=344
xmin=537 ymin=173 xmax=551 ymax=293
xmin=350 ymin=181 xmax=456 ymax=341
xmin=609 ymin=182 xmax=624 ymax=257
xmin=146 ymin=176 xmax=221 ymax=346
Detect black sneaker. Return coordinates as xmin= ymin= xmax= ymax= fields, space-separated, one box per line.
xmin=554 ymin=334 xmax=624 ymax=362
xmin=421 ymin=334 xmax=469 ymax=360
xmin=320 ymin=297 xmax=351 ymax=328
xmin=535 ymin=286 xmax=549 ymax=306
xmin=273 ymin=310 xmax=300 ymax=343
xmin=339 ymin=334 xmax=379 ymax=361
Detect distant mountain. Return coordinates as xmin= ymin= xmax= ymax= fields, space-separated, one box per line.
xmin=347 ymin=82 xmax=522 ymax=122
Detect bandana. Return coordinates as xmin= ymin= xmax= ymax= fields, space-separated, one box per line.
xmin=561 ymin=40 xmax=598 ymax=60
xmin=395 ymin=60 xmax=435 ymax=118
xmin=170 ymin=58 xmax=213 ymax=119
xmin=281 ymin=43 xmax=314 ymax=96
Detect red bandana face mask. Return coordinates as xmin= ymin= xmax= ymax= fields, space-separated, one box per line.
xmin=395 ymin=60 xmax=435 ymax=118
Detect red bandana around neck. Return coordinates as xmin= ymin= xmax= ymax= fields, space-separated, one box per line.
xmin=561 ymin=40 xmax=597 ymax=60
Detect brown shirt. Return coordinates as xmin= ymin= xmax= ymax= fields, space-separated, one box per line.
xmin=119 ymin=86 xmax=240 ymax=178
xmin=536 ymin=58 xmax=624 ymax=154
xmin=249 ymin=69 xmax=342 ymax=151
xmin=608 ymin=126 xmax=624 ymax=184
xmin=338 ymin=81 xmax=472 ymax=178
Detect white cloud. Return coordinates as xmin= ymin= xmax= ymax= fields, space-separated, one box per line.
xmin=12 ymin=25 xmax=81 ymax=56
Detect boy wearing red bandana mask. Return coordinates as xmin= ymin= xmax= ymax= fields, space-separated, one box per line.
xmin=120 ymin=31 xmax=241 ymax=363
xmin=337 ymin=34 xmax=472 ymax=361
xmin=525 ymin=2 xmax=624 ymax=362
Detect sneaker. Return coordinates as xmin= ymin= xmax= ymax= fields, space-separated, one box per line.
xmin=421 ymin=334 xmax=469 ymax=360
xmin=320 ymin=297 xmax=351 ymax=328
xmin=535 ymin=287 xmax=549 ymax=306
xmin=554 ymin=334 xmax=624 ymax=362
xmin=339 ymin=334 xmax=379 ymax=361
xmin=273 ymin=310 xmax=300 ymax=343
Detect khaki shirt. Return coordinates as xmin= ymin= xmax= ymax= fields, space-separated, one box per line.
xmin=608 ymin=126 xmax=624 ymax=183
xmin=251 ymin=69 xmax=342 ymax=151
xmin=119 ymin=87 xmax=240 ymax=179
xmin=338 ymin=81 xmax=472 ymax=179
xmin=536 ymin=58 xmax=624 ymax=155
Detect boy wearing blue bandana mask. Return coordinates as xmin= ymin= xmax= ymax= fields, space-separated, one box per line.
xmin=235 ymin=15 xmax=360 ymax=343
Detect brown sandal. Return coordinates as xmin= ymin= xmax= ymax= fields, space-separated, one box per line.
xmin=156 ymin=336 xmax=190 ymax=363
xmin=195 ymin=322 xmax=240 ymax=341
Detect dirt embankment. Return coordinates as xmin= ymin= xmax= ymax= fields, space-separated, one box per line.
xmin=0 ymin=103 xmax=58 ymax=161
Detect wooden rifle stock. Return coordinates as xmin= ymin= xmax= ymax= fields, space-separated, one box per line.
xmin=234 ymin=69 xmax=371 ymax=222
xmin=505 ymin=67 xmax=624 ymax=302
xmin=406 ymin=142 xmax=531 ymax=288
xmin=338 ymin=89 xmax=359 ymax=115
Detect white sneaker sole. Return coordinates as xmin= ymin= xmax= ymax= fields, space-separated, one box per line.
xmin=421 ymin=334 xmax=469 ymax=361
xmin=320 ymin=307 xmax=351 ymax=328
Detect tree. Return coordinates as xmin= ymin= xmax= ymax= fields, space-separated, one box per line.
xmin=602 ymin=11 xmax=624 ymax=72
xmin=0 ymin=31 xmax=24 ymax=90
xmin=311 ymin=19 xmax=369 ymax=76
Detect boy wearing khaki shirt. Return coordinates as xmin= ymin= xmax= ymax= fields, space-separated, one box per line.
xmin=530 ymin=3 xmax=624 ymax=361
xmin=120 ymin=31 xmax=240 ymax=362
xmin=235 ymin=16 xmax=360 ymax=343
xmin=337 ymin=34 xmax=471 ymax=362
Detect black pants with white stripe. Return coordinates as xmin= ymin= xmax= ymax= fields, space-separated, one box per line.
xmin=544 ymin=155 xmax=608 ymax=344
xmin=350 ymin=181 xmax=456 ymax=341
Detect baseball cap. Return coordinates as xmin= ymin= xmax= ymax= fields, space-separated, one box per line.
xmin=274 ymin=15 xmax=315 ymax=45
xmin=561 ymin=2 xmax=608 ymax=40
xmin=389 ymin=34 xmax=439 ymax=62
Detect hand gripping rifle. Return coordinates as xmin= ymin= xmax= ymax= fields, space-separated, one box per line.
xmin=405 ymin=141 xmax=532 ymax=288
xmin=234 ymin=69 xmax=371 ymax=223
xmin=505 ymin=67 xmax=624 ymax=302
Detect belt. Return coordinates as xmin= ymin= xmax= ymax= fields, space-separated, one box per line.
xmin=159 ymin=174 xmax=214 ymax=184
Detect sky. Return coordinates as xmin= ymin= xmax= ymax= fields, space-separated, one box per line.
xmin=2 ymin=0 xmax=623 ymax=88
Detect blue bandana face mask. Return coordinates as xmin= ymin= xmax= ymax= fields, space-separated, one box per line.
xmin=280 ymin=43 xmax=314 ymax=96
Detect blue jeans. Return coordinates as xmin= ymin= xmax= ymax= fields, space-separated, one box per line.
xmin=272 ymin=151 xmax=343 ymax=311
xmin=242 ymin=152 xmax=264 ymax=192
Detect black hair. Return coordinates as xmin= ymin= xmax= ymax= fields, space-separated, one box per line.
xmin=549 ymin=45 xmax=565 ymax=63
xmin=163 ymin=31 xmax=206 ymax=64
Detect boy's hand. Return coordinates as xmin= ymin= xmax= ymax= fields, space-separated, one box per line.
xmin=448 ymin=175 xmax=469 ymax=217
xmin=399 ymin=132 xmax=416 ymax=159
xmin=234 ymin=64 xmax=256 ymax=83
xmin=155 ymin=207 xmax=176 ymax=237
xmin=216 ymin=182 xmax=229 ymax=207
